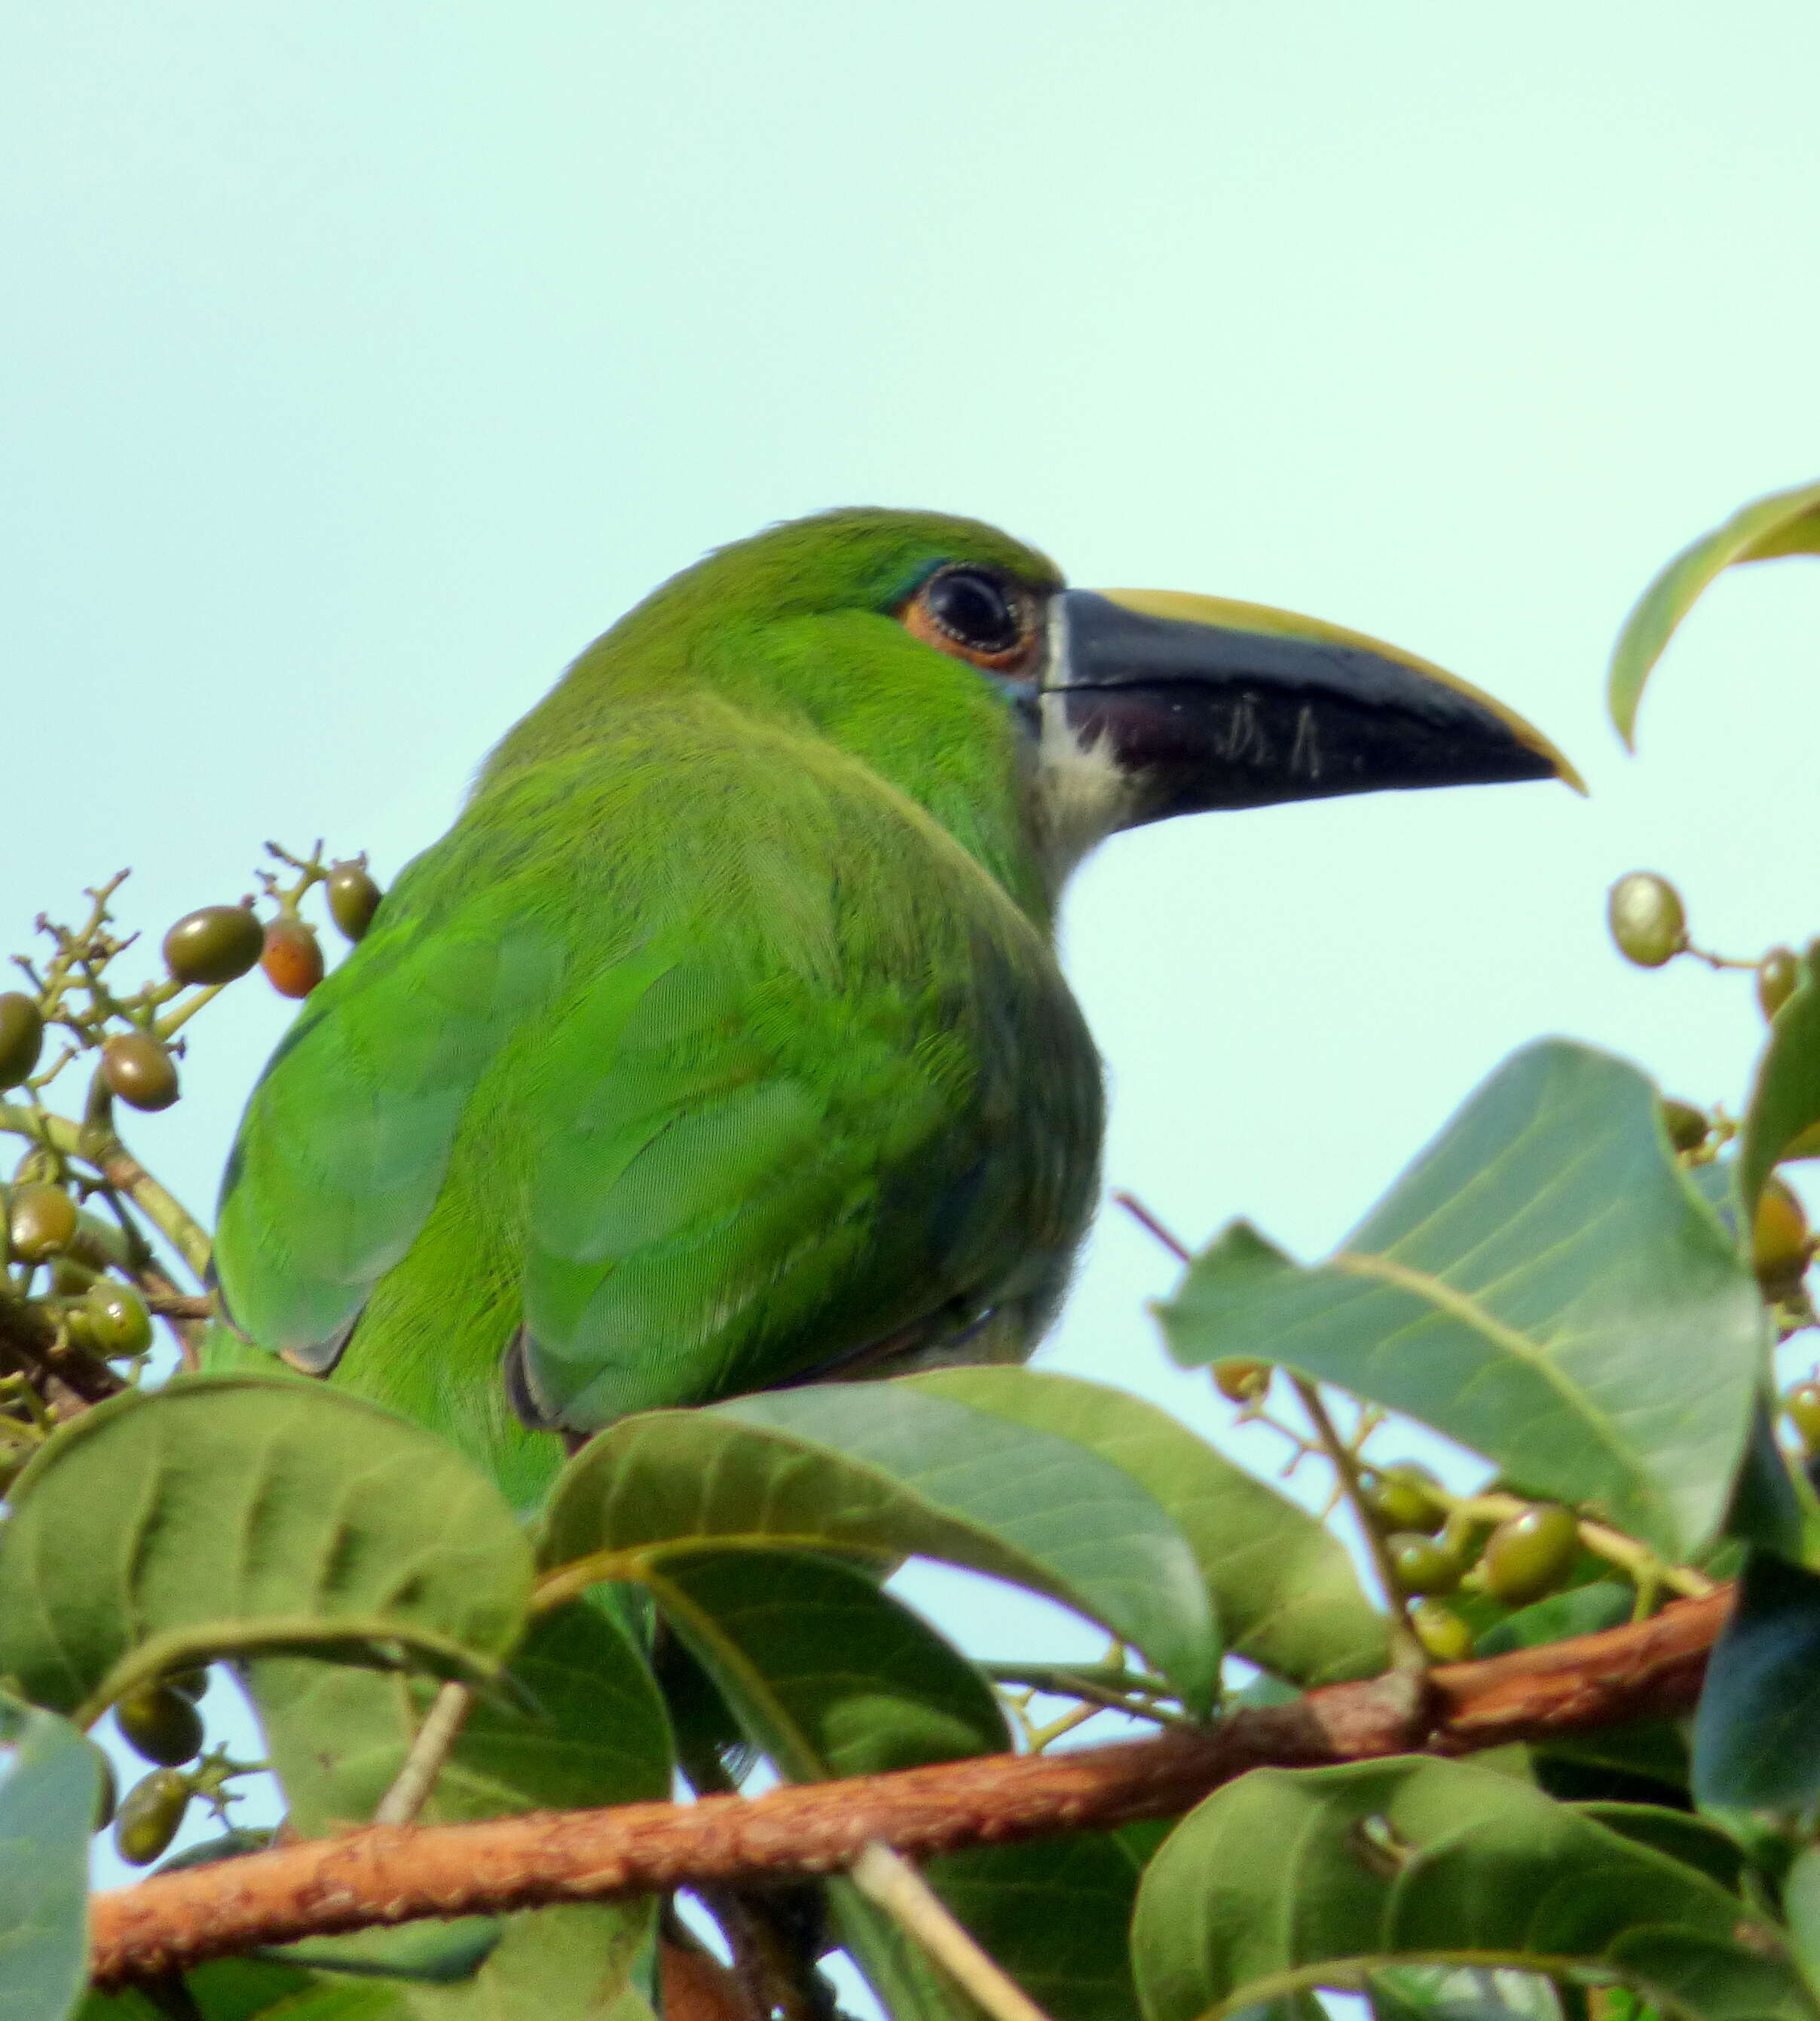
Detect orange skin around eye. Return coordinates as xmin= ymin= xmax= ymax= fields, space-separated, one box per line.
xmin=899 ymin=579 xmax=1045 ymax=678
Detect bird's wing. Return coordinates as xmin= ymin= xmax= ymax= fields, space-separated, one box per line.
xmin=513 ymin=931 xmax=995 ymax=1429
xmin=211 ymin=863 xmax=567 ymax=1367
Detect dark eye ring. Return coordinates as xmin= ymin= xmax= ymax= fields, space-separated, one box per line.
xmin=922 ymin=569 xmax=1025 ymax=656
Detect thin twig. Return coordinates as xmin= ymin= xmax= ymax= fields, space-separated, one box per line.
xmin=849 ymin=1844 xmax=1054 ymax=2021
xmin=372 ymin=1683 xmax=475 ymax=1827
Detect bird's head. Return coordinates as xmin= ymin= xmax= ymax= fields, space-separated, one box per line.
xmin=504 ymin=506 xmax=1580 ymax=897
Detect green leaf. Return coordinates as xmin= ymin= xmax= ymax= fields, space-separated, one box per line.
xmin=1742 ymin=976 xmax=1820 ymax=1225
xmin=0 ymin=1693 xmax=97 ymax=2021
xmin=249 ymin=1594 xmax=671 ymax=1835
xmin=1693 ymin=1549 xmax=1820 ymax=1810
xmin=1472 ymin=1582 xmax=1633 ymax=1658
xmin=246 ymin=1596 xmax=669 ymax=2021
xmin=1157 ymin=1041 xmax=1765 ymax=1561
xmin=1607 ymin=477 xmax=1820 ymax=747
xmin=930 ymin=1827 xmax=1166 ymax=2021
xmin=1781 ymin=1843 xmax=1820 ymax=2000
xmin=540 ymin=1376 xmax=1221 ymax=1712
xmin=0 ymin=1378 xmax=534 ymax=1722
xmin=904 ymin=1369 xmax=1387 ymax=1685
xmin=79 ymin=1964 xmax=411 ymax=2021
xmin=1130 ymin=1756 xmax=1814 ymax=2021
xmin=396 ymin=1903 xmax=657 ymax=2021
xmin=650 ymin=1548 xmax=1008 ymax=1780
xmin=1571 ymin=1805 xmax=1745 ymax=1895
xmin=258 ymin=1925 xmax=503 ymax=1985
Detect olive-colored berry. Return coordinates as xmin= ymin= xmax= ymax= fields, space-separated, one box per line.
xmin=102 ymin=1034 xmax=179 ymax=1111
xmin=261 ymin=917 xmax=325 ymax=999
xmin=1212 ymin=1358 xmax=1271 ymax=1403
xmin=1660 ymin=1098 xmax=1711 ymax=1154
xmin=0 ymin=993 xmax=44 ymax=1088
xmin=1387 ymin=1532 xmax=1461 ymax=1597
xmin=85 ymin=1280 xmax=153 ymax=1357
xmin=1411 ymin=1598 xmax=1475 ymax=1664
xmin=326 ymin=861 xmax=383 ymax=943
xmin=114 ymin=1768 xmax=191 ymax=1866
xmin=92 ymin=1750 xmax=118 ymax=1832
xmin=1359 ymin=1463 xmax=1448 ymax=1535
xmin=1607 ymin=872 xmax=1686 ymax=968
xmin=1758 ymin=947 xmax=1803 ymax=1021
xmin=115 ymin=1683 xmax=204 ymax=1767
xmin=1754 ymin=1177 xmax=1811 ymax=1296
xmin=166 ymin=1666 xmax=209 ymax=1702
xmin=8 ymin=1182 xmax=79 ymax=1263
xmin=1481 ymin=1503 xmax=1580 ymax=1605
xmin=1784 ymin=1380 xmax=1820 ymax=1454
xmin=161 ymin=904 xmax=265 ymax=986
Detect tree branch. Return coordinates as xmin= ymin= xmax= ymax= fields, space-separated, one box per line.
xmin=89 ymin=1585 xmax=1731 ymax=1987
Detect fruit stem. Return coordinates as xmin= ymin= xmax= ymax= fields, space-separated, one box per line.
xmin=1291 ymin=1376 xmax=1428 ymax=1671
xmin=0 ymin=1105 xmax=210 ymax=1283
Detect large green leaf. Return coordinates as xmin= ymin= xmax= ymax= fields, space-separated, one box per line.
xmin=651 ymin=1548 xmax=1008 ymax=1780
xmin=0 ymin=1378 xmax=533 ymax=1722
xmin=1742 ymin=973 xmax=1820 ymax=1225
xmin=1130 ymin=1757 xmax=1815 ymax=2021
xmin=0 ymin=1694 xmax=97 ymax=2021
xmin=1158 ymin=1041 xmax=1765 ymax=1561
xmin=249 ymin=1596 xmax=668 ymax=2021
xmin=81 ymin=1969 xmax=410 ymax=2021
xmin=1607 ymin=477 xmax=1820 ymax=747
xmin=653 ymin=1550 xmax=1008 ymax=2021
xmin=250 ymin=1594 xmax=671 ymax=1831
xmin=929 ymin=1826 xmax=1168 ymax=2021
xmin=1693 ymin=1550 xmax=1820 ymax=1810
xmin=903 ymin=1370 xmax=1386 ymax=1686
xmin=540 ymin=1377 xmax=1220 ymax=1711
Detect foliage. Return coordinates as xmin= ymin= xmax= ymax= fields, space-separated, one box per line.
xmin=9 ymin=490 xmax=1820 ymax=2018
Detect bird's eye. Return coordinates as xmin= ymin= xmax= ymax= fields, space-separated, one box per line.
xmin=922 ymin=570 xmax=1024 ymax=656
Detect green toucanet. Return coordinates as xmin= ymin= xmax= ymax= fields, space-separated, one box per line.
xmin=210 ymin=508 xmax=1576 ymax=1508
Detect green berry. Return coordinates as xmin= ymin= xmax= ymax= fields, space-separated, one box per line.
xmin=115 ymin=1683 xmax=204 ymax=1767
xmin=1758 ymin=947 xmax=1803 ymax=1021
xmin=1754 ymin=1178 xmax=1811 ymax=1295
xmin=102 ymin=1033 xmax=179 ymax=1111
xmin=84 ymin=1280 xmax=153 ymax=1357
xmin=1212 ymin=1358 xmax=1271 ymax=1403
xmin=1784 ymin=1381 xmax=1820 ymax=1455
xmin=1481 ymin=1503 xmax=1580 ymax=1605
xmin=93 ymin=1750 xmax=118 ymax=1832
xmin=8 ymin=1183 xmax=78 ymax=1263
xmin=113 ymin=1768 xmax=190 ymax=1866
xmin=0 ymin=994 xmax=44 ymax=1088
xmin=1360 ymin=1463 xmax=1448 ymax=1535
xmin=326 ymin=861 xmax=384 ymax=943
xmin=1387 ymin=1532 xmax=1461 ymax=1596
xmin=1411 ymin=1598 xmax=1474 ymax=1664
xmin=161 ymin=904 xmax=265 ymax=986
xmin=1659 ymin=1098 xmax=1711 ymax=1154
xmin=1607 ymin=872 xmax=1686 ymax=968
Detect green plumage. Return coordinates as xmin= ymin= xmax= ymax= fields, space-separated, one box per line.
xmin=212 ymin=511 xmax=1105 ymax=1509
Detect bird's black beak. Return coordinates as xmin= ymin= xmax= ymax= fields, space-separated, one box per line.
xmin=1047 ymin=588 xmax=1582 ymax=828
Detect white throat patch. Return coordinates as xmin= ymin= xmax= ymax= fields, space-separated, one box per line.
xmin=1032 ymin=688 xmax=1136 ymax=890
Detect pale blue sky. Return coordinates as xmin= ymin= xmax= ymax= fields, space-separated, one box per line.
xmin=9 ymin=2 xmax=1820 ymax=1880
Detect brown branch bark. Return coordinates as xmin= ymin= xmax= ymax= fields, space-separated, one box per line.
xmin=89 ymin=1585 xmax=1732 ymax=1987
